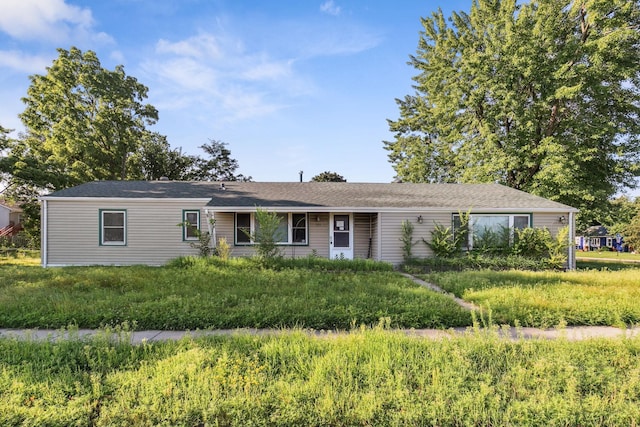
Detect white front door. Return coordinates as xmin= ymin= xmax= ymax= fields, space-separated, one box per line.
xmin=329 ymin=213 xmax=353 ymax=259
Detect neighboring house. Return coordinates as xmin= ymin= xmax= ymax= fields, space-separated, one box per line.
xmin=0 ymin=200 xmax=23 ymax=238
xmin=39 ymin=181 xmax=578 ymax=268
xmin=576 ymin=225 xmax=626 ymax=252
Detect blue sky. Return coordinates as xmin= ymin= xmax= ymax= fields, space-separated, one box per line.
xmin=0 ymin=0 xmax=474 ymax=183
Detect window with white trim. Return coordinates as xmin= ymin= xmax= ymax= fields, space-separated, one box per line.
xmin=235 ymin=212 xmax=308 ymax=245
xmin=100 ymin=210 xmax=126 ymax=245
xmin=453 ymin=213 xmax=530 ymax=250
xmin=183 ymin=210 xmax=200 ymax=241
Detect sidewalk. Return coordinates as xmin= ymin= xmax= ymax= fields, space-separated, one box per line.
xmin=1 ymin=325 xmax=639 ymax=344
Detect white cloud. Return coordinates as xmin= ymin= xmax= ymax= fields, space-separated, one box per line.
xmin=141 ymin=32 xmax=309 ymax=122
xmin=0 ymin=50 xmax=51 ymax=73
xmin=156 ymin=34 xmax=224 ymax=60
xmin=320 ymin=1 xmax=342 ymax=16
xmin=109 ymin=50 xmax=125 ymax=64
xmin=0 ymin=0 xmax=113 ymax=45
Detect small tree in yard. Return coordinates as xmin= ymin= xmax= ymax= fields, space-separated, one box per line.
xmin=400 ymin=220 xmax=417 ymax=263
xmin=177 ymin=218 xmax=216 ymax=257
xmin=246 ymin=207 xmax=283 ymax=261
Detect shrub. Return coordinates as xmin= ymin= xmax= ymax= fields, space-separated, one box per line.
xmin=423 ymin=223 xmax=459 ymax=258
xmin=423 ymin=211 xmax=469 ymax=258
xmin=247 ymin=207 xmax=283 ymax=261
xmin=546 ymin=226 xmax=569 ymax=269
xmin=405 ymin=254 xmax=548 ymax=272
xmin=472 ymin=225 xmax=511 ymax=255
xmin=177 ymin=221 xmax=213 ymax=257
xmin=400 ymin=219 xmax=416 ymax=262
xmin=217 ymin=236 xmax=231 ymax=261
xmin=512 ymin=227 xmax=552 ymax=258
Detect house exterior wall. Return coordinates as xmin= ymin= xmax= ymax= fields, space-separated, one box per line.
xmin=211 ymin=211 xmax=329 ymax=259
xmin=43 ymin=199 xmax=576 ymax=268
xmin=532 ymin=212 xmax=565 ymax=235
xmin=43 ymin=199 xmax=207 ymax=266
xmin=378 ymin=211 xmax=454 ymax=265
xmin=370 ymin=214 xmax=379 ymax=261
xmin=0 ymin=206 xmax=10 ymax=228
xmin=353 ymin=213 xmax=376 ymax=259
xmin=378 ymin=211 xmax=575 ymax=266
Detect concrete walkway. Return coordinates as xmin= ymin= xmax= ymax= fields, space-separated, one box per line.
xmin=399 ymin=272 xmax=480 ymax=311
xmin=1 ymin=326 xmax=639 ymax=344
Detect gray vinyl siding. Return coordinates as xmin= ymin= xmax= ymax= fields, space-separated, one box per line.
xmin=354 ymin=213 xmax=375 ymax=259
xmin=44 ymin=199 xmax=206 ymax=266
xmin=533 ymin=212 xmax=566 ymax=236
xmin=370 ymin=214 xmax=379 ymax=261
xmin=378 ymin=211 xmax=452 ymax=265
xmin=533 ymin=212 xmax=575 ymax=268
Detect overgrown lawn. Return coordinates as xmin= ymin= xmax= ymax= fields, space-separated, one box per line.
xmin=427 ymin=269 xmax=640 ymax=327
xmin=2 ymin=327 xmax=640 ymax=426
xmin=0 ymin=257 xmax=471 ymax=330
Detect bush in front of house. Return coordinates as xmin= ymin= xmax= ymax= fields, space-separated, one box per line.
xmin=405 ymin=253 xmax=550 ymax=272
xmin=410 ymin=223 xmax=570 ymax=272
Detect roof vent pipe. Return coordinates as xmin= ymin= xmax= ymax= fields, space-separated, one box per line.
xmin=299 ymin=170 xmax=303 ymax=182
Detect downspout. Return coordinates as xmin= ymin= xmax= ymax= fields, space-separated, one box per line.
xmin=376 ymin=213 xmax=382 ymax=261
xmin=367 ymin=214 xmax=373 ymax=259
xmin=205 ymin=210 xmax=216 ymax=250
xmin=42 ymin=199 xmax=47 ymax=267
xmin=568 ymin=211 xmax=575 ymax=270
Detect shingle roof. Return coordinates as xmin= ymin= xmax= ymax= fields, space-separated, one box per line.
xmin=0 ymin=199 xmax=23 ymax=213
xmin=43 ymin=180 xmax=576 ymax=211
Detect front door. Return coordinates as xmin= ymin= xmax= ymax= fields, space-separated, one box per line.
xmin=329 ymin=214 xmax=353 ymax=259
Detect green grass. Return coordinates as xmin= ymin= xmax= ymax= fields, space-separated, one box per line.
xmin=427 ymin=269 xmax=640 ymax=327
xmin=0 ymin=257 xmax=471 ymax=330
xmin=576 ymin=259 xmax=639 ymax=270
xmin=2 ymin=327 xmax=640 ymax=426
xmin=576 ymin=250 xmax=640 ymax=261
xmin=0 ymin=252 xmax=39 ymax=266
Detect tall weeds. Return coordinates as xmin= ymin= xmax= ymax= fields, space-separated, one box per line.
xmin=2 ymin=327 xmax=640 ymax=426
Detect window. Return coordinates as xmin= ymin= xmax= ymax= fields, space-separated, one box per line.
xmin=183 ymin=210 xmax=200 ymax=241
xmin=235 ymin=212 xmax=308 ymax=245
xmin=453 ymin=213 xmax=531 ymax=250
xmin=292 ymin=214 xmax=307 ymax=243
xmin=236 ymin=213 xmax=252 ymax=243
xmin=100 ymin=210 xmax=126 ymax=245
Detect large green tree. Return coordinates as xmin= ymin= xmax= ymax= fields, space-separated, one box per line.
xmin=127 ymin=133 xmax=198 ymax=181
xmin=191 ymin=140 xmax=252 ymax=182
xmin=385 ymin=0 xmax=640 ymax=226
xmin=311 ymin=171 xmax=347 ymax=182
xmin=16 ymin=47 xmax=158 ymax=190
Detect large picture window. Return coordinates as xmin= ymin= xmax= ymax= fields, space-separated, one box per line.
xmin=235 ymin=212 xmax=308 ymax=245
xmin=453 ymin=213 xmax=530 ymax=250
xmin=183 ymin=210 xmax=200 ymax=241
xmin=100 ymin=210 xmax=126 ymax=246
